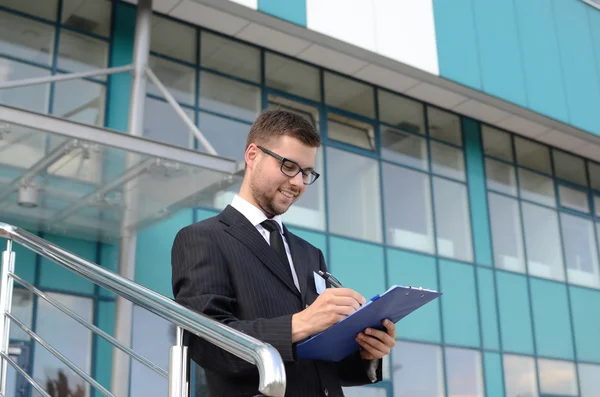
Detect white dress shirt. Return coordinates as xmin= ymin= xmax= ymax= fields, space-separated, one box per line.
xmin=231 ymin=194 xmax=301 ymax=292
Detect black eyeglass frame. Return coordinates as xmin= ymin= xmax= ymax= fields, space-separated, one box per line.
xmin=257 ymin=146 xmax=320 ymax=185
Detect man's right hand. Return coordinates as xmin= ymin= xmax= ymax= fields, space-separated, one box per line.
xmin=291 ymin=288 xmax=366 ymax=343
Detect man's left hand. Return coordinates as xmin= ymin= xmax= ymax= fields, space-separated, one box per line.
xmin=355 ymin=319 xmax=396 ymax=360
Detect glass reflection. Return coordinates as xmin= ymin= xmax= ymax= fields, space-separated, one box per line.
xmin=503 ymin=355 xmax=538 ymax=397
xmin=538 ymin=359 xmax=578 ymax=396
xmin=489 ymin=193 xmax=525 ymax=273
xmin=0 ymin=58 xmax=50 ymax=113
xmin=381 ymin=127 xmax=428 ymax=171
xmin=0 ymin=11 xmax=55 ymax=64
xmin=392 ymin=341 xmax=445 ymax=397
xmin=445 ymin=347 xmax=484 ymax=397
xmin=579 ymin=363 xmax=600 ymax=397
xmin=199 ymin=71 xmax=260 ymax=121
xmin=562 ymin=213 xmax=600 ymax=288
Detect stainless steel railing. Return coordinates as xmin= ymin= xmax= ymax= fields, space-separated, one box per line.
xmin=0 ymin=222 xmax=286 ymax=397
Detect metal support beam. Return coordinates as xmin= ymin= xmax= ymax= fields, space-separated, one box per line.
xmin=145 ymin=67 xmax=217 ymax=155
xmin=0 ymin=65 xmax=133 ymax=90
xmin=112 ymin=1 xmax=153 ymax=396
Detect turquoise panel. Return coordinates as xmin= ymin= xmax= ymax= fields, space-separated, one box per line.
xmin=387 ymin=249 xmax=441 ymax=343
xmin=463 ymin=118 xmax=492 ymax=267
xmin=258 ymin=0 xmax=306 ymax=27
xmin=496 ymin=272 xmax=534 ymax=354
xmin=514 ymin=0 xmax=569 ymax=122
xmin=472 ymin=0 xmax=528 ymax=106
xmin=553 ymin=0 xmax=600 ymax=134
xmin=195 ymin=208 xmax=219 ymax=222
xmin=106 ymin=1 xmax=134 ymax=133
xmin=569 ymin=286 xmax=600 ymax=362
xmin=39 ymin=234 xmax=96 ymax=294
xmin=93 ymin=301 xmax=115 ymax=397
xmin=135 ymin=209 xmax=194 ymax=297
xmin=439 ymin=260 xmax=480 ymax=348
xmin=287 ymin=227 xmax=327 ymax=259
xmin=589 ymin=5 xmax=600 ymax=99
xmin=329 ymin=237 xmax=385 ymax=302
xmin=530 ymin=279 xmax=574 ymax=359
xmin=99 ymin=243 xmax=118 ymax=298
xmin=477 ymin=267 xmax=499 ymax=350
xmin=432 ymin=0 xmax=482 ymax=89
xmin=484 ymin=352 xmax=505 ymax=397
xmin=11 ymin=242 xmax=36 ymax=285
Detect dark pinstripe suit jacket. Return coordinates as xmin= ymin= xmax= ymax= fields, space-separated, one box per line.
xmin=171 ymin=205 xmax=382 ymax=396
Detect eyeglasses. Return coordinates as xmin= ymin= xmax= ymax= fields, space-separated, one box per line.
xmin=257 ymin=146 xmax=320 ymax=185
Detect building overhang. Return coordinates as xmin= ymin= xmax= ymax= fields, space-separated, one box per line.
xmin=0 ymin=105 xmax=244 ymax=243
xmin=125 ymin=0 xmax=600 ymax=162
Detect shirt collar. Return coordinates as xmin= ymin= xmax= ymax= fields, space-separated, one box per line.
xmin=231 ymin=194 xmax=284 ymax=232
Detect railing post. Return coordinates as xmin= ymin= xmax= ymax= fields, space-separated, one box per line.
xmin=168 ymin=326 xmax=190 ymax=397
xmin=0 ymin=239 xmax=15 ymax=396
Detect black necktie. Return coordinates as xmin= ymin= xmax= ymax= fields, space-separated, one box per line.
xmin=261 ymin=220 xmax=293 ymax=281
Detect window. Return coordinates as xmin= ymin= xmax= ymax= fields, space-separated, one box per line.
xmin=515 ymin=136 xmax=551 ymax=174
xmin=579 ymin=363 xmax=600 ymax=397
xmin=503 ymin=355 xmax=538 ymax=397
xmin=201 ymin=31 xmax=260 ymax=83
xmin=327 ymin=113 xmax=374 ymax=151
xmin=383 ymin=163 xmax=434 ymax=254
xmin=0 ymin=11 xmax=55 ymax=64
xmin=324 ymin=72 xmax=375 ymax=118
xmin=489 ymin=193 xmax=525 ymax=273
xmin=486 ymin=158 xmax=517 ymax=196
xmin=143 ymin=97 xmax=195 ymax=149
xmin=326 ymin=147 xmax=382 ymax=242
xmin=265 ymin=52 xmax=320 ymax=101
xmin=427 ymin=106 xmax=462 ymax=146
xmin=381 ymin=127 xmax=428 ymax=170
xmin=538 ymin=359 xmax=578 ymax=396
xmin=148 ymin=55 xmax=195 ymax=105
xmin=378 ymin=90 xmax=425 ymax=134
xmin=561 ymin=214 xmax=600 ymax=288
xmin=433 ymin=177 xmax=473 ymax=262
xmin=482 ymin=125 xmax=512 ymax=162
xmin=392 ymin=342 xmax=445 ymax=397
xmin=151 ymin=14 xmax=196 ymax=63
xmin=33 ymin=294 xmax=93 ymax=397
xmin=430 ymin=140 xmax=465 ymax=181
xmin=553 ymin=149 xmax=587 ymax=187
xmin=522 ymin=202 xmax=565 ymax=281
xmin=199 ymin=71 xmax=260 ymax=121
xmin=445 ymin=347 xmax=484 ymax=397
xmin=62 ymin=0 xmax=112 ymax=37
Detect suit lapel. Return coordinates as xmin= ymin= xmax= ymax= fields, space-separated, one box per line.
xmin=284 ymin=227 xmax=310 ymax=304
xmin=219 ymin=206 xmax=301 ymax=298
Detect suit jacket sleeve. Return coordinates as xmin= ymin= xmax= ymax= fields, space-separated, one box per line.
xmin=171 ymin=226 xmax=296 ymax=376
xmin=316 ymin=251 xmax=384 ymax=385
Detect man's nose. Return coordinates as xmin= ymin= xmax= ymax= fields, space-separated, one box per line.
xmin=290 ymin=171 xmax=304 ymax=186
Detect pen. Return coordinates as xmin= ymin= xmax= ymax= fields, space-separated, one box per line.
xmin=317 ymin=270 xmax=344 ymax=288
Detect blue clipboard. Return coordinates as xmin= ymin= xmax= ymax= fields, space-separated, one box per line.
xmin=296 ymin=285 xmax=442 ymax=362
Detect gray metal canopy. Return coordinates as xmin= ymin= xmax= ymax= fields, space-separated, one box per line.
xmin=0 ymin=104 xmax=244 ymax=243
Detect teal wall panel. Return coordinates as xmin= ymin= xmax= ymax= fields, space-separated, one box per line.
xmin=590 ymin=7 xmax=600 ymax=85
xmin=463 ymin=117 xmax=492 ymax=267
xmin=432 ymin=0 xmax=482 ymax=90
xmin=39 ymin=234 xmax=96 ymax=294
xmin=484 ymin=352 xmax=505 ymax=397
xmin=106 ymin=1 xmax=134 ymax=133
xmin=439 ymin=260 xmax=480 ymax=348
xmin=530 ymin=279 xmax=574 ymax=359
xmin=99 ymin=243 xmax=118 ymax=298
xmin=514 ymin=0 xmax=569 ymax=122
xmin=496 ymin=272 xmax=534 ymax=354
xmin=135 ymin=209 xmax=194 ymax=297
xmin=477 ymin=267 xmax=499 ymax=350
xmin=93 ymin=301 xmax=115 ymax=397
xmin=570 ymin=286 xmax=600 ymax=362
xmin=472 ymin=0 xmax=527 ymax=106
xmin=287 ymin=227 xmax=327 ymax=259
xmin=387 ymin=249 xmax=441 ymax=343
xmin=258 ymin=0 xmax=306 ymax=27
xmin=552 ymin=0 xmax=600 ymax=135
xmin=329 ymin=237 xmax=385 ymax=302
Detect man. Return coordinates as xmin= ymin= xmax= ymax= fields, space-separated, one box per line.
xmin=171 ymin=109 xmax=395 ymax=396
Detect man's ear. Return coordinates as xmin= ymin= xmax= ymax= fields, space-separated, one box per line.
xmin=245 ymin=144 xmax=258 ymax=170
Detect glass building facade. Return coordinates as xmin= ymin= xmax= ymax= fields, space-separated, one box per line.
xmin=0 ymin=1 xmax=599 ymax=396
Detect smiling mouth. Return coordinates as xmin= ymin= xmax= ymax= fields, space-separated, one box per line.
xmin=279 ymin=189 xmax=296 ymax=199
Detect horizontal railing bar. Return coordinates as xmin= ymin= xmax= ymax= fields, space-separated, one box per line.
xmin=0 ymin=223 xmax=286 ymax=396
xmin=0 ymin=352 xmax=51 ymax=397
xmin=10 ymin=273 xmax=168 ymax=379
xmin=6 ymin=313 xmax=116 ymax=397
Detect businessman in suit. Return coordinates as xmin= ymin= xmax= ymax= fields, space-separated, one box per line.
xmin=171 ymin=109 xmax=396 ymax=396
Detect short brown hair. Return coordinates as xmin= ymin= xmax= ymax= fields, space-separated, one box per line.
xmin=245 ymin=108 xmax=321 ymax=149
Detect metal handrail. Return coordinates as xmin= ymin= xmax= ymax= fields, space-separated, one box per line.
xmin=0 ymin=222 xmax=287 ymax=396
